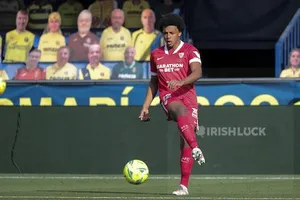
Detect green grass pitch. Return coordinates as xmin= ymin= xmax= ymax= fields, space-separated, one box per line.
xmin=0 ymin=174 xmax=299 ymax=199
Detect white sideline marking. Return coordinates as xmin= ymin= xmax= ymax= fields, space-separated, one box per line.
xmin=0 ymin=175 xmax=299 ymax=180
xmin=0 ymin=197 xmax=300 ymax=200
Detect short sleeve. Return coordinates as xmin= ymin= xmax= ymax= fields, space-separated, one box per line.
xmin=150 ymin=53 xmax=157 ymax=76
xmin=188 ymin=46 xmax=201 ymax=65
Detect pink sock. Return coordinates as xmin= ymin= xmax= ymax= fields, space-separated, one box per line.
xmin=177 ymin=116 xmax=198 ymax=149
xmin=180 ymin=147 xmax=194 ymax=188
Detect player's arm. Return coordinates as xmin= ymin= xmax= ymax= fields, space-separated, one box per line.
xmin=182 ymin=61 xmax=202 ymax=85
xmin=168 ymin=49 xmax=202 ymax=90
xmin=139 ymin=75 xmax=158 ymax=121
xmin=142 ymin=75 xmax=158 ymax=109
xmin=168 ymin=62 xmax=202 ymax=90
xmin=139 ymin=52 xmax=158 ymax=121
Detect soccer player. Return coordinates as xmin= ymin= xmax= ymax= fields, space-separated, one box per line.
xmin=139 ymin=14 xmax=205 ymax=196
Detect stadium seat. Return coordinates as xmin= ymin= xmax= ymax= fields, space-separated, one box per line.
xmin=2 ymin=61 xmax=150 ymax=80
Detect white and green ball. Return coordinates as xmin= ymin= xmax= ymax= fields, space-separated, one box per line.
xmin=123 ymin=159 xmax=149 ymax=185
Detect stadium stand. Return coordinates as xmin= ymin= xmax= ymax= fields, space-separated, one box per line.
xmin=275 ymin=8 xmax=300 ymax=77
xmin=0 ymin=61 xmax=150 ymax=80
xmin=0 ymin=0 xmax=190 ymax=80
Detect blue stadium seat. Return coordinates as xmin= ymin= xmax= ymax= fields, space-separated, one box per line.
xmin=1 ymin=61 xmax=150 ymax=80
xmin=1 ymin=63 xmax=24 ymax=79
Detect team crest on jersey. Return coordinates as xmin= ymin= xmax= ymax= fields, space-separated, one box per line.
xmin=179 ymin=52 xmax=184 ymax=58
xmin=132 ymin=67 xmax=136 ymax=73
xmin=24 ymin=37 xmax=29 ymax=42
xmin=86 ymin=38 xmax=91 ymax=43
xmin=56 ymin=41 xmax=60 ymax=45
xmin=100 ymin=72 xmax=105 ymax=77
xmin=120 ymin=36 xmax=124 ymax=41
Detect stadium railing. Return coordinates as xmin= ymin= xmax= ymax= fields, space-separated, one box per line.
xmin=275 ymin=8 xmax=300 ymax=77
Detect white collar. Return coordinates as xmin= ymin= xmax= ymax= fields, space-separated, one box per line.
xmin=164 ymin=40 xmax=184 ymax=55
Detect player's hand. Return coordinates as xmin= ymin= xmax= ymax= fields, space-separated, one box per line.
xmin=167 ymin=80 xmax=185 ymax=90
xmin=139 ymin=108 xmax=150 ymax=122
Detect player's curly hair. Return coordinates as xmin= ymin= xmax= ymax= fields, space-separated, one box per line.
xmin=159 ymin=14 xmax=185 ymax=33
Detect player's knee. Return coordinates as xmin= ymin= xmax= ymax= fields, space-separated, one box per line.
xmin=167 ymin=101 xmax=187 ymax=120
xmin=169 ymin=107 xmax=187 ymax=120
xmin=176 ymin=105 xmax=187 ymax=117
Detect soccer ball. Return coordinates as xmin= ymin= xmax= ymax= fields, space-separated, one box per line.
xmin=0 ymin=78 xmax=6 ymax=95
xmin=123 ymin=159 xmax=149 ymax=185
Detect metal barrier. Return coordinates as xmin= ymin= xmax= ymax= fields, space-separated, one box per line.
xmin=275 ymin=8 xmax=300 ymax=77
xmin=5 ymin=77 xmax=300 ymax=85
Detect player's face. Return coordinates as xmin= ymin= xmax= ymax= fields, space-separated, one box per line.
xmin=88 ymin=46 xmax=101 ymax=65
xmin=163 ymin=25 xmax=181 ymax=49
xmin=78 ymin=13 xmax=91 ymax=34
xmin=49 ymin=19 xmax=60 ymax=33
xmin=124 ymin=47 xmax=135 ymax=65
xmin=111 ymin=10 xmax=124 ymax=30
xmin=16 ymin=12 xmax=28 ymax=31
xmin=57 ymin=48 xmax=70 ymax=64
xmin=290 ymin=50 xmax=300 ymax=67
xmin=27 ymin=52 xmax=41 ymax=67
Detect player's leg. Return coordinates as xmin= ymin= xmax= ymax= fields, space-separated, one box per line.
xmin=167 ymin=101 xmax=198 ymax=149
xmin=179 ymin=136 xmax=194 ymax=188
xmin=172 ymin=137 xmax=194 ymax=195
xmin=167 ymin=101 xmax=205 ymax=165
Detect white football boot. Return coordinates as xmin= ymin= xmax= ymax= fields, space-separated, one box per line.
xmin=172 ymin=184 xmax=189 ymax=196
xmin=192 ymin=147 xmax=205 ymax=165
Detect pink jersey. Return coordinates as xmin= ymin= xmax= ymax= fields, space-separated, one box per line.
xmin=150 ymin=41 xmax=201 ymax=106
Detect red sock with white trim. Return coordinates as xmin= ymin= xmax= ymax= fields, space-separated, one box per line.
xmin=180 ymin=147 xmax=194 ymax=188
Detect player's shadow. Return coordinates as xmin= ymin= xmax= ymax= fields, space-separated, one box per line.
xmin=38 ymin=189 xmax=170 ymax=196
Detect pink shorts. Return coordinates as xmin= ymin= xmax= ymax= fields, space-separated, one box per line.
xmin=160 ymin=94 xmax=199 ymax=129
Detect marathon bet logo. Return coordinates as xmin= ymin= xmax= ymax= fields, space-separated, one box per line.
xmin=197 ymin=126 xmax=267 ymax=137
